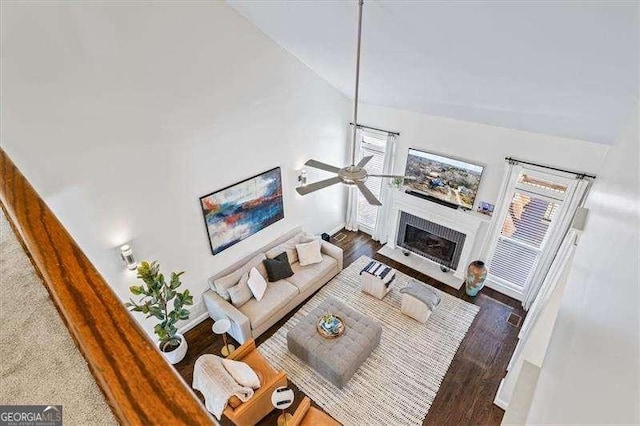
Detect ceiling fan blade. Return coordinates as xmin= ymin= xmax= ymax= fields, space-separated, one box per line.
xmin=356 ymin=182 xmax=382 ymax=206
xmin=305 ymin=159 xmax=341 ymax=174
xmin=356 ymin=155 xmax=373 ymax=168
xmin=367 ymin=174 xmax=417 ymax=180
xmin=296 ymin=176 xmax=342 ymax=195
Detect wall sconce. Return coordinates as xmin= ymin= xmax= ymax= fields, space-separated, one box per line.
xmin=120 ymin=244 xmax=137 ymax=270
xmin=298 ymin=169 xmax=307 ymax=186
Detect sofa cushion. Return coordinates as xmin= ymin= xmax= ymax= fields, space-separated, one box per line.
xmin=239 ymin=280 xmax=298 ymax=329
xmin=228 ymin=271 xmax=253 ymax=308
xmin=263 ymin=252 xmax=294 ymax=282
xmin=265 ymin=232 xmax=316 ymax=264
xmin=288 ymin=254 xmax=338 ymax=293
xmin=212 ymin=253 xmax=268 ymax=300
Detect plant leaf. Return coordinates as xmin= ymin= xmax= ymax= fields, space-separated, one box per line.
xmin=129 ymin=285 xmax=142 ymax=295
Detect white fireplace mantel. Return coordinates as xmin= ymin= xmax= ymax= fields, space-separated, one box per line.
xmin=381 ymin=189 xmax=491 ymax=289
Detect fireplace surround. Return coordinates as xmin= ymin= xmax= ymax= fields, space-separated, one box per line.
xmin=379 ymin=189 xmax=489 ymax=289
xmin=397 ymin=212 xmax=466 ymax=270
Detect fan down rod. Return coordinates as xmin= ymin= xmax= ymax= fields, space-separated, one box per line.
xmin=349 ymin=0 xmax=364 ymax=167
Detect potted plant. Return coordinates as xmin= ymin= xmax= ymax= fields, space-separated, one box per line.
xmin=391 ymin=176 xmax=404 ymax=189
xmin=125 ymin=261 xmax=194 ymax=364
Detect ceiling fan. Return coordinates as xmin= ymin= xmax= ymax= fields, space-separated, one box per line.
xmin=295 ymin=0 xmax=414 ymax=206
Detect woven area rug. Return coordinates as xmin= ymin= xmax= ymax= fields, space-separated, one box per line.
xmin=258 ymin=256 xmax=479 ymax=425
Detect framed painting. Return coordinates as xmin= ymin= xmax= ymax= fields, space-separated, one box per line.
xmin=199 ymin=167 xmax=284 ymax=255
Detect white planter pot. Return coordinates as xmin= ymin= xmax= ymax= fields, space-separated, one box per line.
xmin=160 ymin=333 xmax=188 ymax=365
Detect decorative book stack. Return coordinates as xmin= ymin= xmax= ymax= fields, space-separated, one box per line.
xmin=360 ymin=260 xmax=395 ymax=300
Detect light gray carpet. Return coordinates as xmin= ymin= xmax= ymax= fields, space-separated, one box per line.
xmin=0 ymin=211 xmax=117 ymax=425
xmin=258 ymin=256 xmax=479 ymax=426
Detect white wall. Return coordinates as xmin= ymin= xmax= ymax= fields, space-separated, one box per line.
xmin=526 ymin=107 xmax=639 ymax=424
xmin=358 ymin=103 xmax=609 ymax=208
xmin=1 ymin=2 xmax=350 ymax=337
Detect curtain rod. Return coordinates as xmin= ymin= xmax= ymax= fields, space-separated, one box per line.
xmin=505 ymin=157 xmax=596 ymax=179
xmin=350 ymin=122 xmax=400 ymax=136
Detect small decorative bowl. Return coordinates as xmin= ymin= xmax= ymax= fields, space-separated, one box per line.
xmin=317 ymin=313 xmax=345 ymax=339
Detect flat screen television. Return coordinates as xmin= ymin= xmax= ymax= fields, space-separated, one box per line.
xmin=404 ymin=149 xmax=484 ymax=210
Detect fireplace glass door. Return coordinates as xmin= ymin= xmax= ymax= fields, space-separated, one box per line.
xmin=404 ymin=224 xmax=456 ymax=267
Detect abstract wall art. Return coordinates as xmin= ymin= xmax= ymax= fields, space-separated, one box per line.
xmin=200 ymin=167 xmax=284 ymax=255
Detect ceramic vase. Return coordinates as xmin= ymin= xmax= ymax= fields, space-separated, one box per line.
xmin=465 ymin=261 xmax=487 ymax=296
xmin=160 ymin=333 xmax=188 ymax=365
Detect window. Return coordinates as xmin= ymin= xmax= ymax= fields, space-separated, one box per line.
xmin=357 ymin=132 xmax=387 ymax=232
xmin=486 ymin=170 xmax=570 ymax=298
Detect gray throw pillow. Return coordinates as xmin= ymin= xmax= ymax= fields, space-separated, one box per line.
xmin=228 ymin=272 xmax=253 ymax=308
xmin=212 ymin=253 xmax=267 ymax=300
xmin=212 ymin=268 xmax=243 ymax=301
xmin=263 ymin=252 xmax=294 ymax=282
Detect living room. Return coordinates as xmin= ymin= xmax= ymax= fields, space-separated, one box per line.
xmin=1 ymin=1 xmax=638 ymax=425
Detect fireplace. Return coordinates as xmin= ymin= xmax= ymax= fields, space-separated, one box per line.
xmin=397 ymin=211 xmax=466 ymax=269
xmin=404 ymin=225 xmax=456 ymax=265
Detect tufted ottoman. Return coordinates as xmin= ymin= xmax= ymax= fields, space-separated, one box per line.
xmin=287 ymin=296 xmax=382 ymax=388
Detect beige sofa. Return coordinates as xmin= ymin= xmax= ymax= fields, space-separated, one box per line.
xmin=203 ymin=227 xmax=343 ymax=344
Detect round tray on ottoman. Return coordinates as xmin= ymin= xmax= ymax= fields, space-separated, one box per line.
xmin=317 ymin=314 xmax=345 ymax=339
xmin=287 ymin=297 xmax=382 ymax=389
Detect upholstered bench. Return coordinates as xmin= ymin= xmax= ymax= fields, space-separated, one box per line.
xmin=399 ymin=281 xmax=441 ymax=323
xmin=287 ymin=296 xmax=382 ymax=388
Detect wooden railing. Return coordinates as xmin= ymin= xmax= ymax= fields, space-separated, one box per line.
xmin=0 ymin=149 xmax=214 ymax=425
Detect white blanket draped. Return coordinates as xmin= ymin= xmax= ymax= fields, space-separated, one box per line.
xmin=192 ymin=354 xmax=254 ymax=420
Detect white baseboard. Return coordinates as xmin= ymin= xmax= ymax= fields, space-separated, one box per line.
xmin=178 ymin=310 xmax=209 ymax=335
xmin=493 ymin=378 xmax=509 ymax=410
xmin=328 ymin=222 xmax=346 ymax=236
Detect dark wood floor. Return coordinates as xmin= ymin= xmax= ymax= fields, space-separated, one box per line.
xmin=176 ymin=230 xmax=525 ymax=425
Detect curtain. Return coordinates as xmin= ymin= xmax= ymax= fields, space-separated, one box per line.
xmin=371 ymin=133 xmax=397 ymax=242
xmin=345 ymin=127 xmax=363 ymax=231
xmin=479 ymin=160 xmax=522 ymax=260
xmin=521 ymin=178 xmax=590 ymax=309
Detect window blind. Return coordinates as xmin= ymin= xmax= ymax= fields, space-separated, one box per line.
xmin=488 ymin=173 xmax=565 ymax=290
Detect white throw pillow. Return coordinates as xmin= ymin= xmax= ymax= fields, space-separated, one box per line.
xmin=247 ymin=267 xmax=268 ymax=301
xmin=296 ymin=239 xmax=323 ymax=266
xmin=266 ymin=232 xmax=317 ymax=264
xmin=222 ymin=358 xmax=261 ymax=389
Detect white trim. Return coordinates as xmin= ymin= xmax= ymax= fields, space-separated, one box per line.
xmin=358 ymin=223 xmax=374 ymax=235
xmin=385 ymin=190 xmax=489 ymax=283
xmin=329 ymin=222 xmax=346 ymax=236
xmin=485 ymin=277 xmax=524 ymax=301
xmin=493 ymin=379 xmax=509 ymax=410
xmin=518 ymin=163 xmax=578 ymax=182
xmin=178 ymin=310 xmax=209 ymax=335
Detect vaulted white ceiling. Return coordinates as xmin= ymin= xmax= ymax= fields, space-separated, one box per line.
xmin=228 ymin=1 xmax=638 ymax=145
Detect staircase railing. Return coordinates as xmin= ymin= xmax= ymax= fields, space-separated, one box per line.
xmin=0 ymin=149 xmax=214 ymax=425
